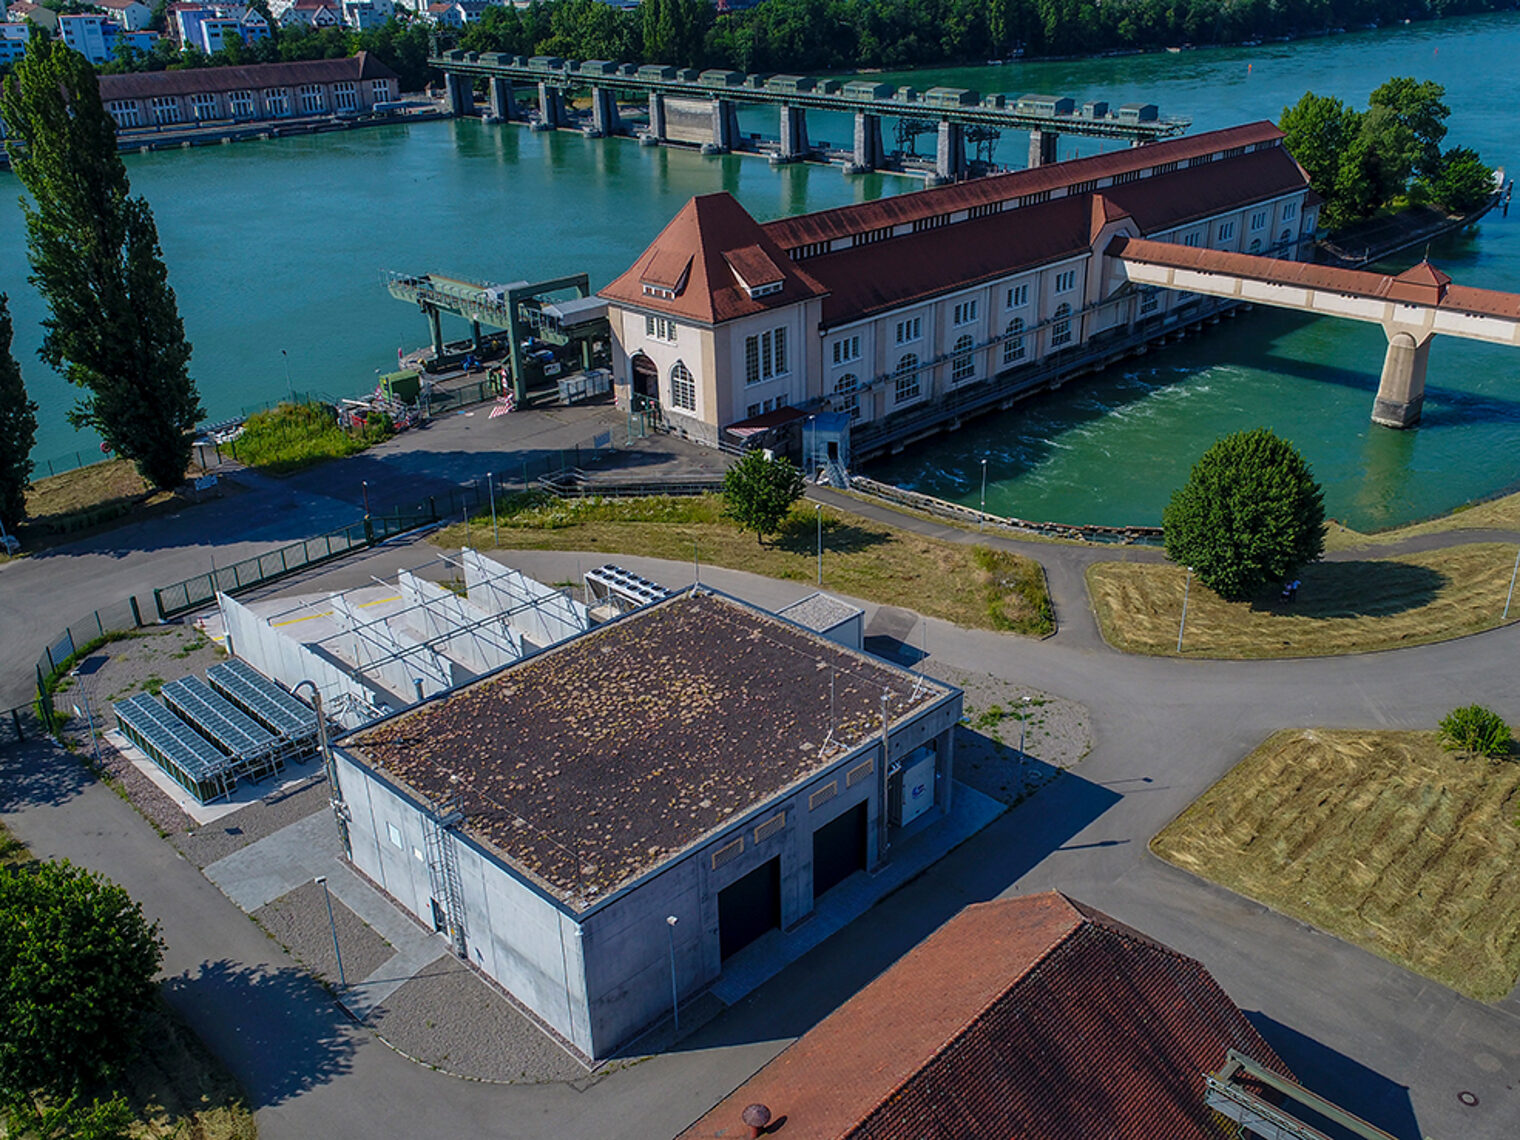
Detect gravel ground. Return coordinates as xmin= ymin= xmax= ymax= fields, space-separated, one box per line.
xmin=368 ymin=953 xmax=590 ymax=1083
xmin=173 ymin=778 xmax=329 ymax=868
xmin=921 ymin=662 xmax=1093 ymax=807
xmin=253 ymin=879 xmax=393 ymax=987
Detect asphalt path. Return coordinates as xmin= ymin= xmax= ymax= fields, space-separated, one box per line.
xmin=4 ymin=437 xmax=1520 ymax=1139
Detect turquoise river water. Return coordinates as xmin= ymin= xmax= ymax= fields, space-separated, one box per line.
xmin=3 ymin=11 xmax=1520 ymax=528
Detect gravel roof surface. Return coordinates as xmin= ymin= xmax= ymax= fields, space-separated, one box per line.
xmin=346 ymin=591 xmax=948 ymax=907
xmin=778 ymin=592 xmax=864 ymax=632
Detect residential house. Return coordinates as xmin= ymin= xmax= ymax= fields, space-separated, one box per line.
xmin=93 ymin=0 xmax=153 ymax=31
xmin=0 ymin=20 xmax=30 ymax=65
xmin=4 ymin=0 xmax=58 ymax=33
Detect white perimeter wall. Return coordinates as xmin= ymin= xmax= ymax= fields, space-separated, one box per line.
xmin=462 ymin=549 xmax=590 ymax=647
xmin=396 ymin=570 xmax=523 ymax=675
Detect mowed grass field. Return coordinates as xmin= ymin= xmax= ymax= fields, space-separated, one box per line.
xmin=436 ymin=494 xmax=1054 ymax=636
xmin=1153 ymin=729 xmax=1520 ymax=1001
xmin=1087 ymin=543 xmax=1520 ymax=657
xmin=1326 ymin=487 xmax=1520 ymax=551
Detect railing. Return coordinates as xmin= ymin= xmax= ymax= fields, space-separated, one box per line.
xmin=538 ymin=469 xmax=726 ymax=498
xmin=849 ymin=475 xmax=1162 ymax=544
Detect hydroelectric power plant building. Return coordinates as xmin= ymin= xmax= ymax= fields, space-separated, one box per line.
xmin=598 ymin=121 xmax=1319 ymax=460
xmin=332 ymin=589 xmax=962 ymax=1059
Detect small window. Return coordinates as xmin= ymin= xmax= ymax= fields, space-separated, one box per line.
xmin=952 ymin=300 xmax=979 ymax=326
xmin=646 ymin=315 xmax=677 ymax=344
xmin=1054 ymin=270 xmax=1076 ymax=293
xmin=894 ymin=316 xmax=922 ymax=344
xmin=229 ymin=90 xmax=255 ymax=118
xmin=746 ymin=402 xmax=762 ymax=418
xmin=1250 ymin=210 xmax=1267 ymax=232
xmin=107 ymin=100 xmax=141 ymax=128
xmin=1050 ymin=303 xmax=1073 ymax=348
xmin=371 ymin=78 xmax=393 ymax=102
xmin=1183 ymin=232 xmax=1201 ymax=248
xmin=831 ymin=334 xmax=861 ymax=366
xmin=834 ymin=373 xmax=859 ymax=420
xmin=333 ymin=81 xmax=357 ymax=113
xmin=1006 ymin=283 xmax=1029 ymax=309
xmin=1139 ymin=289 xmax=1159 ymax=314
xmin=951 ymin=334 xmax=975 ymax=383
xmin=387 ymin=822 xmax=403 ymax=849
xmin=1002 ymin=318 xmax=1025 ymax=364
xmin=298 ymin=84 xmax=325 ymax=114
xmin=1217 ymin=221 xmax=1236 ymax=242
xmin=1283 ymin=201 xmax=1297 ymax=220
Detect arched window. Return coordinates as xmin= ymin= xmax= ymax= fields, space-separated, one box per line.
xmin=894 ymin=354 xmax=920 ymax=404
xmin=951 ymin=334 xmax=975 ymax=383
xmin=834 ymin=372 xmax=860 ymax=420
xmin=1249 ymin=238 xmax=1262 ymax=253
xmin=1050 ymin=303 xmax=1073 ymax=348
xmin=1002 ymin=318 xmax=1025 ymax=365
xmin=1279 ymin=228 xmax=1292 ymax=245
xmin=668 ymin=361 xmax=696 ymax=413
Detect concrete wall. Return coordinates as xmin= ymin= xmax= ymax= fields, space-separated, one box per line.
xmin=336 ymin=749 xmax=595 ymax=1053
xmin=397 ymin=570 xmax=522 ymax=674
xmin=461 ymin=550 xmax=589 ymax=646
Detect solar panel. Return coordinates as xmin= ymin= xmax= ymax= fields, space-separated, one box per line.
xmin=113 ymin=692 xmax=230 ymax=788
xmin=161 ymin=676 xmax=276 ymax=760
xmin=207 ymin=659 xmax=317 ymax=741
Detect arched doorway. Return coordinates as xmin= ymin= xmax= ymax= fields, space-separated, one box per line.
xmin=630 ymin=353 xmax=658 ymax=400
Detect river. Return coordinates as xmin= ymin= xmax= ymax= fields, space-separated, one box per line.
xmin=3 ymin=12 xmax=1519 ymax=529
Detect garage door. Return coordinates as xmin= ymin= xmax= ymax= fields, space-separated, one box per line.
xmin=812 ymin=801 xmax=867 ymax=900
xmin=718 ymin=856 xmax=781 ymax=960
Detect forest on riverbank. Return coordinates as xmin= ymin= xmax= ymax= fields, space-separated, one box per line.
xmin=59 ymin=0 xmax=1520 ymax=93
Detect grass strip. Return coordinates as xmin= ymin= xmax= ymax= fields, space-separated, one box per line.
xmin=1087 ymin=543 xmax=1519 ymax=658
xmin=1326 ymin=486 xmax=1520 ymax=550
xmin=436 ymin=493 xmax=1054 ymax=636
xmin=231 ymin=402 xmax=393 ymax=475
xmin=1152 ymin=729 xmax=1520 ymax=1002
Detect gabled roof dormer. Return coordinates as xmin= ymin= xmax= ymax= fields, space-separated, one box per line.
xmin=723 ymin=244 xmax=785 ymax=299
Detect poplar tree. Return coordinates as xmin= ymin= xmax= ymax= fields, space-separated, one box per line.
xmin=0 ymin=39 xmax=202 ymax=492
xmin=0 ymin=296 xmax=38 ymax=534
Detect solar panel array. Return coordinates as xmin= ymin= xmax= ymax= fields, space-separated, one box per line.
xmin=113 ymin=692 xmax=232 ymax=798
xmin=162 ymin=676 xmax=276 ymax=760
xmin=207 ymin=659 xmax=317 ymax=740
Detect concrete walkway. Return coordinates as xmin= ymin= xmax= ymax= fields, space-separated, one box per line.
xmin=205 ymin=810 xmax=450 ymax=1020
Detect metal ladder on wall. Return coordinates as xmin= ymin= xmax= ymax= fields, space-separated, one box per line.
xmin=423 ymin=796 xmax=468 ymax=959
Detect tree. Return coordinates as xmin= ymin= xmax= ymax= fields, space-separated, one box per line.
xmin=0 ymin=295 xmax=38 ymax=534
xmin=1368 ymin=76 xmax=1449 ymax=180
xmin=1162 ymin=428 xmax=1325 ymax=602
xmin=1279 ymin=92 xmax=1358 ymax=222
xmin=1425 ymin=146 xmax=1496 ymax=213
xmin=722 ymin=450 xmax=805 ymax=544
xmin=1438 ymin=705 xmax=1511 ymax=759
xmin=0 ymin=861 xmax=163 ymax=1099
xmin=1 ymin=38 xmax=202 ymax=490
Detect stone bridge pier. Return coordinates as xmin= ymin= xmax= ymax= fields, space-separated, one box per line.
xmin=778 ymin=105 xmax=809 ymax=161
xmin=590 ymin=87 xmax=620 ymax=136
xmin=487 ymin=77 xmax=516 ymax=121
xmin=934 ymin=121 xmax=965 ymax=183
xmin=1028 ymin=128 xmax=1058 ymax=168
xmin=709 ymin=98 xmax=739 ymax=153
xmin=444 ymin=72 xmax=473 ymax=118
xmin=647 ymin=92 xmax=666 ymax=141
xmin=850 ymin=112 xmax=883 ymax=173
xmin=535 ymin=83 xmax=566 ymax=130
xmin=1373 ymin=328 xmax=1433 ymax=428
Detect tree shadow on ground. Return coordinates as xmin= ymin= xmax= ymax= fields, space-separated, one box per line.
xmin=772 ymin=514 xmax=890 ymax=558
xmin=0 ymin=739 xmax=93 ymax=812
xmin=1245 ymin=1012 xmax=1423 ymax=1140
xmin=163 ymin=959 xmax=358 ymax=1109
xmin=1247 ymin=561 xmax=1447 ymax=619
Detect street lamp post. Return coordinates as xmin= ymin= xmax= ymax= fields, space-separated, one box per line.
xmin=979 ymin=458 xmax=988 ymax=532
xmin=315 ymin=875 xmax=346 ymax=987
xmin=282 ymin=349 xmax=293 ymax=403
xmin=361 ymin=480 xmax=370 ymax=517
xmin=666 ymin=915 xmax=680 ymax=1035
xmin=1177 ymin=566 xmax=1194 ymax=654
xmin=1505 ymin=544 xmax=1520 ymax=620
xmin=488 ymin=472 xmax=499 ymax=546
xmin=815 ymin=503 xmax=823 ymax=586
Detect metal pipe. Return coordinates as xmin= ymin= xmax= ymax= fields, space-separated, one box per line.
xmin=666 ymin=914 xmax=680 ymax=1035
xmin=315 ymin=875 xmax=346 ymax=987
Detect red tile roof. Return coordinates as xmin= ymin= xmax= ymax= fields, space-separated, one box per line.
xmin=764 ymin=121 xmax=1285 ymax=251
xmin=98 ymin=52 xmax=396 ymax=100
xmin=676 ymin=892 xmax=1288 ymax=1140
xmin=800 ymin=147 xmax=1307 ymax=327
xmin=600 ymin=193 xmax=828 ymax=325
xmin=1112 ymin=237 xmax=1520 ymax=321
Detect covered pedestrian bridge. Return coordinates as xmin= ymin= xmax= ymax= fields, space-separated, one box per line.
xmin=1108 ymin=235 xmax=1520 ymax=427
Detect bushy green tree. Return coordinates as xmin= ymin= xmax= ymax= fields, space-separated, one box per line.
xmin=1162 ymin=428 xmax=1325 ymax=602
xmin=1425 ymin=146 xmax=1496 ymax=213
xmin=1 ymin=39 xmax=203 ymax=491
xmin=722 ymin=451 xmax=805 ymax=544
xmin=1438 ymin=705 xmax=1511 ymax=758
xmin=1279 ymin=91 xmax=1357 ymax=211
xmin=0 ymin=295 xmax=38 ymax=533
xmin=0 ymin=861 xmax=164 ymax=1099
xmin=3 ymin=1090 xmax=134 ymax=1140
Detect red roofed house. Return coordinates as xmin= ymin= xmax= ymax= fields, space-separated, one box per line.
xmin=599 ymin=122 xmax=1318 ymax=454
xmin=677 ymin=891 xmax=1290 ymax=1140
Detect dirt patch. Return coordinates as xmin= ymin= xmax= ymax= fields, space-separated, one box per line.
xmin=1153 ymin=728 xmax=1520 ymax=1001
xmin=369 ymin=952 xmax=588 ymax=1083
xmin=253 ymin=879 xmax=393 ymax=987
xmin=922 ymin=663 xmax=1092 ymax=806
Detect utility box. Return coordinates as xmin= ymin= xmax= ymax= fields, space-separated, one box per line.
xmin=893 ymin=746 xmax=938 ymax=828
xmin=381 ymin=369 xmax=421 ymax=404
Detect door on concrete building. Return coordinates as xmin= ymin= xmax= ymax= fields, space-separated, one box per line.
xmin=630 ymin=352 xmax=658 ymax=400
xmin=718 ymin=857 xmax=781 ymax=960
xmin=812 ymin=801 xmax=868 ymax=901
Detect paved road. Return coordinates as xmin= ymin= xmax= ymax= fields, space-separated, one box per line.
xmin=5 ymin=430 xmax=1520 ymax=1139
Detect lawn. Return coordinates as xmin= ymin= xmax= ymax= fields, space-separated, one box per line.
xmin=21 ymin=458 xmax=179 ymax=541
xmin=230 ymin=402 xmax=392 ymax=475
xmin=1152 ymin=729 xmax=1520 ymax=1002
xmin=1087 ymin=543 xmax=1519 ymax=657
xmin=435 ymin=493 xmax=1054 ymax=636
xmin=1326 ymin=486 xmax=1520 ymax=551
